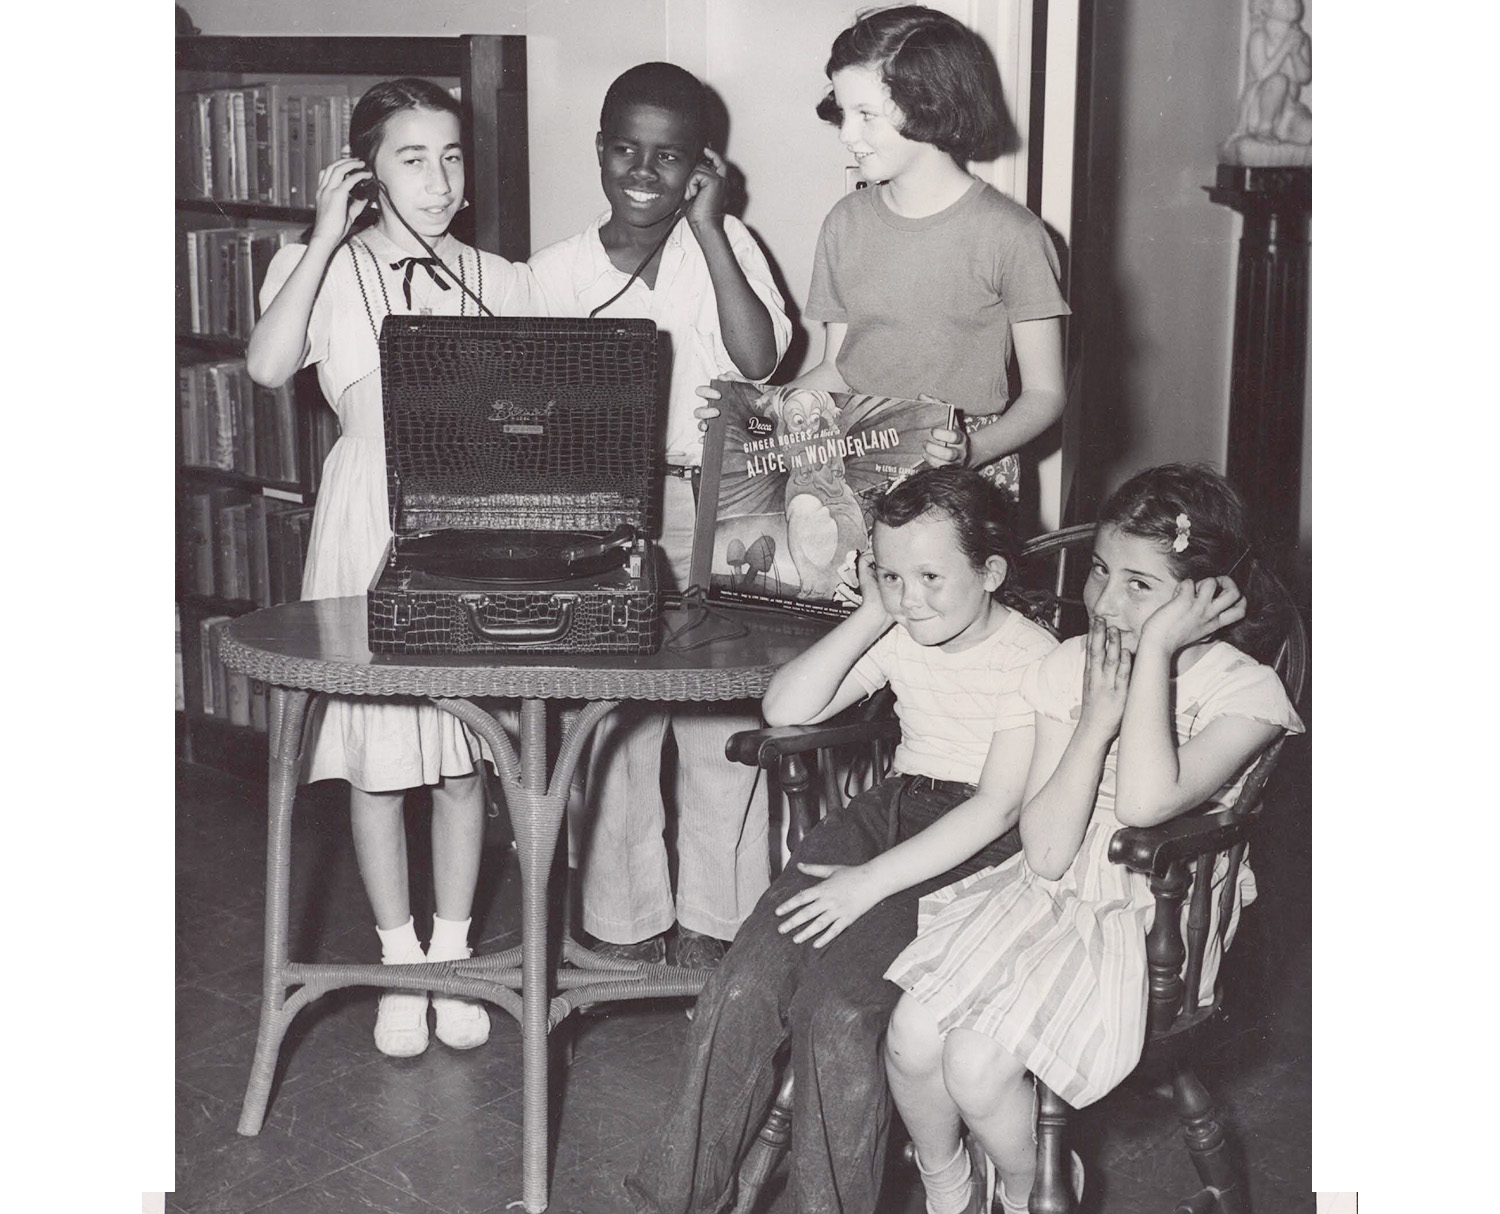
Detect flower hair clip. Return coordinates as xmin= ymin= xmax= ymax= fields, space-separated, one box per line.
xmin=1171 ymin=512 xmax=1192 ymax=552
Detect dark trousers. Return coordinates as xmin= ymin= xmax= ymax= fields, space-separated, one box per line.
xmin=626 ymin=774 xmax=1021 ymax=1214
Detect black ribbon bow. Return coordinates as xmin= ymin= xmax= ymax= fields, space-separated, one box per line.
xmin=389 ymin=257 xmax=451 ymax=310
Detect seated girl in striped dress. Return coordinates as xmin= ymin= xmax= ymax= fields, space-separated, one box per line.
xmin=882 ymin=464 xmax=1304 ymax=1214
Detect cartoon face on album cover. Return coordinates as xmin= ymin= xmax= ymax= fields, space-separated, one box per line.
xmin=691 ymin=381 xmax=949 ymax=617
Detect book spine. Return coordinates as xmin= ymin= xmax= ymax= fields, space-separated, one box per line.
xmin=287 ymin=509 xmax=313 ymax=601
xmin=206 ymin=365 xmax=235 ymax=471
xmin=274 ymin=387 xmax=297 ymax=486
xmin=204 ymin=617 xmax=232 ymax=717
xmin=185 ymin=232 xmax=200 ymax=334
xmin=226 ymin=669 xmax=252 ymax=727
xmin=210 ymin=90 xmax=232 ymax=200
xmin=214 ymin=501 xmax=237 ymax=600
xmin=175 ymin=607 xmax=186 ymax=714
xmin=177 ymin=364 xmax=194 ymax=467
xmin=194 ymin=93 xmax=213 ymax=199
xmin=247 ymin=495 xmax=271 ymax=607
xmin=231 ymin=503 xmax=251 ymax=601
xmin=265 ymin=498 xmax=285 ymax=603
xmin=233 ymin=231 xmax=256 ymax=341
xmin=283 ymin=96 xmax=305 ymax=209
xmin=231 ymin=90 xmax=249 ymax=200
xmin=247 ymin=86 xmax=271 ymax=203
xmin=210 ymin=231 xmax=232 ymax=336
xmin=309 ymin=97 xmax=330 ymax=194
xmin=186 ymin=364 xmax=207 ymax=466
xmin=199 ymin=618 xmax=218 ymax=714
xmin=262 ymin=84 xmax=282 ymax=206
xmin=235 ymin=362 xmax=257 ymax=477
xmin=249 ymin=680 xmax=268 ymax=732
xmin=187 ymin=491 xmax=215 ymax=596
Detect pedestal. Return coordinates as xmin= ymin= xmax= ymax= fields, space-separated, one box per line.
xmin=1207 ymin=164 xmax=1311 ymax=555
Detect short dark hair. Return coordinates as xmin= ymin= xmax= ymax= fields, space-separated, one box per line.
xmin=600 ymin=62 xmax=711 ymax=148
xmin=815 ymin=6 xmax=1004 ymax=162
xmin=1099 ymin=463 xmax=1289 ymax=665
xmin=871 ymin=466 xmax=1023 ymax=601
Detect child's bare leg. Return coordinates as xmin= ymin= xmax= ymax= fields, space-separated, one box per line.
xmin=352 ymin=786 xmax=430 ymax=1056
xmin=431 ymin=771 xmax=484 ymax=921
xmin=350 ymin=787 xmax=411 ymax=927
xmin=886 ymin=993 xmax=964 ymax=1168
xmin=942 ymin=1029 xmax=1035 ymax=1204
xmin=429 ymin=771 xmax=490 ymax=1049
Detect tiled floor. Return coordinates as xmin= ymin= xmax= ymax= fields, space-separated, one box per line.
xmin=175 ymin=743 xmax=1312 ymax=1213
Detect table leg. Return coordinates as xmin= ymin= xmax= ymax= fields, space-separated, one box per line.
xmin=434 ymin=695 xmax=617 ymax=1213
xmin=237 ymin=686 xmax=311 ymax=1136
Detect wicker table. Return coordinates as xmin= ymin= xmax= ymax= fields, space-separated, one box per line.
xmin=219 ymin=594 xmax=826 ymax=1213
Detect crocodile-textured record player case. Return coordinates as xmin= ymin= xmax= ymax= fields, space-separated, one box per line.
xmin=367 ymin=315 xmax=664 ymax=654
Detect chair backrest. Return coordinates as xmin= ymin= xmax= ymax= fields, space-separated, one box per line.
xmin=1016 ymin=522 xmax=1098 ymax=640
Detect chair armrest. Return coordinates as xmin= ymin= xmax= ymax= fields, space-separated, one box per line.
xmin=1108 ymin=808 xmax=1256 ymax=880
xmin=725 ymin=719 xmax=903 ymax=768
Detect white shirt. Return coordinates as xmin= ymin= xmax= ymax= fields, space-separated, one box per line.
xmin=528 ymin=212 xmax=792 ymax=466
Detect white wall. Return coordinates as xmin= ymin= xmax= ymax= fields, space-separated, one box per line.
xmin=1072 ymin=0 xmax=1245 ymax=509
xmin=184 ymin=0 xmax=525 ymax=36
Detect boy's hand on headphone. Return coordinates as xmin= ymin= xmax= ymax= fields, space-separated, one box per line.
xmin=310 ymin=157 xmax=373 ymax=249
xmin=682 ymin=148 xmax=727 ymax=230
xmin=1139 ymin=577 xmax=1246 ymax=655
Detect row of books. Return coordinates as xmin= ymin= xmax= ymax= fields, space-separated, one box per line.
xmin=182 ymin=222 xmax=301 ymax=340
xmin=180 ymin=358 xmax=302 ymax=484
xmin=180 ymin=489 xmax=315 ymax=608
xmin=177 ymin=82 xmax=355 ymax=209
xmin=195 ymin=614 xmax=271 ymax=731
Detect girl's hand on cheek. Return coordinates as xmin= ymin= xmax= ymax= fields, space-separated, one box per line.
xmin=1078 ymin=616 xmax=1131 ymax=739
xmin=1139 ymin=577 xmax=1246 ymax=654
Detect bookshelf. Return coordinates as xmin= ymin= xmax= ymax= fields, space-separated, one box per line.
xmin=175 ymin=34 xmax=529 ymax=774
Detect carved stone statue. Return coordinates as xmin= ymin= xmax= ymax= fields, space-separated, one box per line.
xmin=1221 ymin=0 xmax=1312 ymax=167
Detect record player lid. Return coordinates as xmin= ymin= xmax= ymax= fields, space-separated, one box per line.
xmin=379 ymin=316 xmax=661 ymax=538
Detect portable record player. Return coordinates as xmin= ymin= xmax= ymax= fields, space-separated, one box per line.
xmin=366 ymin=315 xmax=664 ymax=654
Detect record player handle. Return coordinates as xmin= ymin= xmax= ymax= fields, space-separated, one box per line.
xmin=461 ymin=593 xmax=579 ymax=645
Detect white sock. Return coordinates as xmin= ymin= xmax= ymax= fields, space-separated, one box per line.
xmin=428 ymin=914 xmax=473 ymax=961
xmin=376 ymin=916 xmax=424 ymax=963
xmin=916 ymin=1140 xmax=973 ymax=1214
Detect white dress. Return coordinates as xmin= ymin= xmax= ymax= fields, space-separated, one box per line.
xmin=259 ymin=227 xmax=542 ymax=790
xmin=884 ymin=638 xmax=1304 ymax=1107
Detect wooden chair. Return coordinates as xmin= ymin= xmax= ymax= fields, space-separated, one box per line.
xmin=720 ymin=523 xmax=1307 ymax=1214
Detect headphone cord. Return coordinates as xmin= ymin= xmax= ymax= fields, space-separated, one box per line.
xmin=588 ymin=212 xmax=684 ymax=318
xmin=374 ymin=180 xmax=496 ymax=317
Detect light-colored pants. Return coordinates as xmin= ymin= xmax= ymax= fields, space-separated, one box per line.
xmin=568 ymin=475 xmax=770 ymax=943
